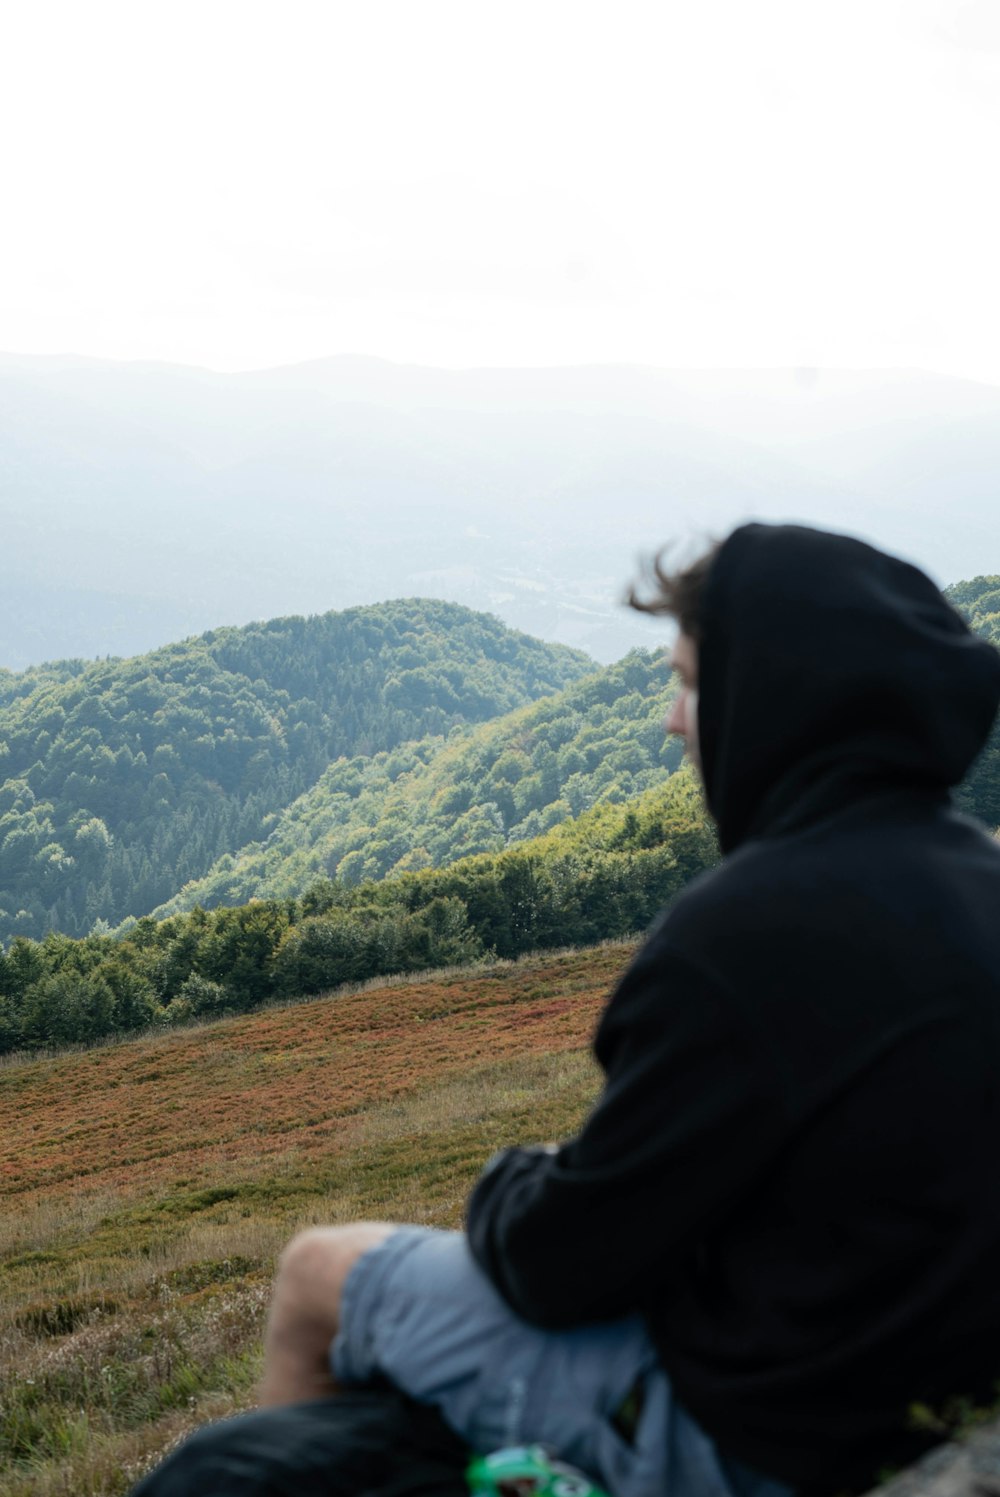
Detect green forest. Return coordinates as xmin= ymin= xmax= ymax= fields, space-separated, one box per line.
xmin=147 ymin=649 xmax=685 ymax=919
xmin=946 ymin=577 xmax=1000 ymax=828
xmin=0 ymin=601 xmax=590 ymax=945
xmin=0 ymin=577 xmax=997 ymax=1056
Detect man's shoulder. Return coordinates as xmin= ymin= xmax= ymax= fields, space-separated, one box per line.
xmin=655 ymin=834 xmax=807 ymax=931
xmin=653 ymin=794 xmax=1000 ymax=949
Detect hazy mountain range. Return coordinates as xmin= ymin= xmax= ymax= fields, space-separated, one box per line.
xmin=3 ymin=352 xmax=1000 ymax=669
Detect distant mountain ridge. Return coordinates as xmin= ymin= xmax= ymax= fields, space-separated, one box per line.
xmin=4 ymin=353 xmax=1000 ymax=667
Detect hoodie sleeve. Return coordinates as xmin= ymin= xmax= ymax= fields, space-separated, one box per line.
xmin=465 ymin=937 xmax=785 ymax=1327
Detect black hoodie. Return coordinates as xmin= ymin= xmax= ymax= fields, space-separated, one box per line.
xmin=467 ymin=524 xmax=1000 ymax=1495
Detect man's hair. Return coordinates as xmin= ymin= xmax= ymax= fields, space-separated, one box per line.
xmin=627 ymin=541 xmax=720 ymax=640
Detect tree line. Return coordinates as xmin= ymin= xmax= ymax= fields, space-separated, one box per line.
xmin=0 ymin=771 xmax=715 ymax=1054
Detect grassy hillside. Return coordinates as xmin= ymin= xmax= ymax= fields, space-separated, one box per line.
xmin=0 ymin=601 xmax=591 ymax=945
xmin=0 ymin=943 xmax=624 ymax=1496
xmin=149 ymin=649 xmax=682 ymax=918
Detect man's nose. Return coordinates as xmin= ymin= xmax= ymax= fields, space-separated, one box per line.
xmin=664 ymin=698 xmax=685 ymax=737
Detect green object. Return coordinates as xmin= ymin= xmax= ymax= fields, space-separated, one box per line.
xmin=466 ymin=1445 xmax=610 ymax=1497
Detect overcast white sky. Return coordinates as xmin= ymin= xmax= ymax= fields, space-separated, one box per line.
xmin=2 ymin=0 xmax=999 ymax=380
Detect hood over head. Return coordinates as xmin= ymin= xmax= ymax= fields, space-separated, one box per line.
xmin=698 ymin=524 xmax=1000 ymax=853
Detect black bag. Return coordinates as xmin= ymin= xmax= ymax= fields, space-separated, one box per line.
xmin=129 ymin=1389 xmax=470 ymax=1497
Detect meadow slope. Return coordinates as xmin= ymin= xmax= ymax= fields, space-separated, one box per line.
xmin=0 ymin=942 xmax=628 ymax=1496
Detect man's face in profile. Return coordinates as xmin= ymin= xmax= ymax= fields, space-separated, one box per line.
xmin=664 ymin=632 xmax=700 ymax=778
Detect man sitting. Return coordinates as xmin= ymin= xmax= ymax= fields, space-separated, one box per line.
xmin=143 ymin=523 xmax=1000 ymax=1497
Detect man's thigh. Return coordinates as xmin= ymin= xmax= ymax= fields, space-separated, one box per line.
xmin=331 ymin=1226 xmax=753 ymax=1497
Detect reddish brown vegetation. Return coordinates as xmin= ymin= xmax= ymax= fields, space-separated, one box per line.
xmin=0 ymin=947 xmax=629 ymax=1208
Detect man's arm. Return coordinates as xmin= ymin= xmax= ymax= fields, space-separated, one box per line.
xmin=466 ymin=940 xmax=786 ymax=1327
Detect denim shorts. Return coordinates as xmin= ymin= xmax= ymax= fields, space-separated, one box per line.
xmin=331 ymin=1227 xmax=792 ymax=1497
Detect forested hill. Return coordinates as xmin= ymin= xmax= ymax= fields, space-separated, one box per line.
xmin=0 ymin=602 xmax=592 ymax=945
xmin=142 ymin=575 xmax=1000 ymax=922
xmin=0 ymin=577 xmax=995 ymax=1055
xmin=1 ymin=576 xmax=996 ymax=955
xmin=947 ymin=576 xmax=1000 ymax=829
xmin=148 ymin=650 xmax=684 ymax=920
xmin=946 ymin=575 xmax=1000 ymax=634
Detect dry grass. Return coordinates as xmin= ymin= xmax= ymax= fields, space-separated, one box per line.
xmin=0 ymin=943 xmax=621 ymax=1496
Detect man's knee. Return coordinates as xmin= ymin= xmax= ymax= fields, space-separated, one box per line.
xmin=273 ymin=1221 xmax=396 ymax=1322
xmin=260 ymin=1223 xmax=398 ymax=1407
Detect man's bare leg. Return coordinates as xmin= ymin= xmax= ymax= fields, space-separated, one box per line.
xmin=260 ymin=1221 xmax=397 ymax=1406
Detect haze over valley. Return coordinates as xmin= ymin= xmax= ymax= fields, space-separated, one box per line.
xmin=5 ymin=353 xmax=1000 ymax=670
